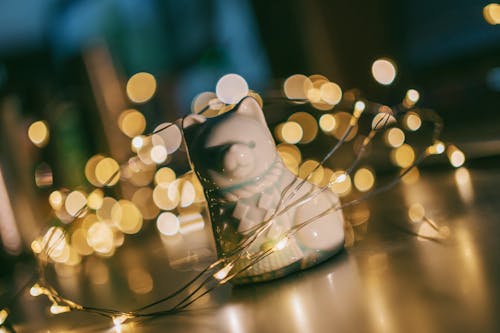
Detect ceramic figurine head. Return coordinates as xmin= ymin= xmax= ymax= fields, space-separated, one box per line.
xmin=182 ymin=97 xmax=345 ymax=284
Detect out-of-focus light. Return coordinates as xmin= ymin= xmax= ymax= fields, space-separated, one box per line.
xmin=276 ymin=121 xmax=303 ymax=144
xmin=50 ymin=304 xmax=71 ymax=315
xmin=277 ymin=144 xmax=302 ymax=164
xmin=179 ymin=180 xmax=196 ymax=208
xmin=320 ymin=82 xmax=342 ymax=105
xmin=401 ymin=167 xmax=420 ymax=185
xmin=371 ymin=112 xmax=394 ymax=130
xmin=319 ymin=168 xmax=334 ymax=187
xmin=150 ymin=145 xmax=168 ymax=164
xmin=298 ymin=160 xmax=324 ymax=185
xmin=111 ymin=200 xmax=143 ymax=234
xmin=391 ymin=144 xmax=415 ymax=168
xmin=152 ymin=123 xmax=182 ymax=154
xmin=131 ymin=135 xmax=145 ymax=150
xmin=306 ymin=88 xmax=322 ymax=103
xmin=97 ymin=197 xmax=117 ymax=221
xmin=288 ymin=112 xmax=318 ymax=144
xmin=0 ymin=309 xmax=8 ymax=325
xmin=319 ymin=114 xmax=336 ymax=132
xmin=31 ymin=239 xmax=43 ymax=254
xmin=354 ymin=168 xmax=375 ymax=192
xmin=331 ymin=112 xmax=358 ymax=141
xmin=157 ymin=212 xmax=179 ymax=236
xmin=329 ymin=170 xmax=352 ymax=196
xmin=127 ymin=268 xmax=153 ymax=294
xmin=42 ymin=227 xmax=66 ymax=258
xmin=65 ymin=191 xmax=87 ymax=218
xmin=87 ymin=189 xmax=104 ymax=210
xmin=483 ymin=3 xmax=500 ymax=25
xmin=154 ymin=167 xmax=176 ymax=185
xmin=403 ymin=112 xmax=421 ymax=131
xmin=191 ymin=91 xmax=217 ymax=113
xmin=49 ymin=190 xmax=64 ymax=211
xmin=447 ymin=145 xmax=465 ymax=168
xmin=113 ymin=315 xmax=130 ymax=328
xmin=132 ymin=187 xmax=159 ymax=220
xmin=408 ymin=203 xmax=425 ymax=222
xmin=87 ymin=222 xmax=114 ymax=254
xmin=71 ymin=228 xmax=93 ymax=256
xmin=118 ymin=109 xmax=146 ymax=138
xmin=126 ymin=72 xmax=157 ymax=104
xmin=404 ymin=89 xmax=420 ymax=106
xmin=85 ymin=155 xmax=105 ymax=187
xmin=427 ymin=140 xmax=445 ymax=155
xmin=28 ymin=120 xmax=49 ymax=147
xmin=95 ymin=157 xmax=120 ymax=186
xmin=179 ymin=212 xmax=205 ymax=234
xmin=216 ymin=74 xmax=249 ymax=104
xmin=283 ymin=74 xmax=311 ymax=101
xmin=153 ymin=183 xmax=179 ymax=210
xmin=354 ymin=101 xmax=366 ymax=112
xmin=454 ymin=167 xmax=474 ymax=204
xmin=384 ymin=127 xmax=405 ymax=148
xmin=371 ymin=58 xmax=397 ymax=85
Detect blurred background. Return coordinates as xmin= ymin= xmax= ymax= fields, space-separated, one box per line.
xmin=0 ymin=0 xmax=499 ymax=331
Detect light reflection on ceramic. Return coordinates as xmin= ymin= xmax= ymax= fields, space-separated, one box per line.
xmin=182 ymin=97 xmax=344 ymax=283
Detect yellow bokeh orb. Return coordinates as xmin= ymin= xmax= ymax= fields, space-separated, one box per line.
xmin=28 ymin=120 xmax=49 ymax=147
xmin=126 ymin=72 xmax=157 ymax=104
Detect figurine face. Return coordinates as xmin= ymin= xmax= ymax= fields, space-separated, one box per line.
xmin=183 ymin=98 xmax=276 ymax=189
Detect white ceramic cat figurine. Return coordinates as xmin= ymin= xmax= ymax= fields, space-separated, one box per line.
xmin=182 ymin=97 xmax=344 ymax=284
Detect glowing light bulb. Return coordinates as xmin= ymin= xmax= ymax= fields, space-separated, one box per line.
xmin=435 ymin=141 xmax=445 ymax=154
xmin=0 ymin=309 xmax=8 ymax=325
xmin=427 ymin=141 xmax=445 ymax=155
xmin=406 ymin=89 xmax=420 ymax=103
xmin=274 ymin=238 xmax=288 ymax=251
xmin=333 ymin=172 xmax=347 ymax=184
xmin=30 ymin=284 xmax=43 ymax=296
xmin=447 ymin=145 xmax=465 ymax=168
xmin=213 ymin=263 xmax=234 ymax=282
xmin=132 ymin=136 xmax=144 ymax=149
xmin=113 ymin=314 xmax=130 ymax=326
xmin=354 ymin=101 xmax=366 ymax=112
xmin=50 ymin=304 xmax=71 ymax=314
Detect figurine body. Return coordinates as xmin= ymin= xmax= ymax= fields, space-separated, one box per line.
xmin=183 ymin=97 xmax=344 ymax=283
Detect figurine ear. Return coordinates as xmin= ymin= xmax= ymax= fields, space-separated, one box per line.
xmin=236 ymin=97 xmax=267 ymax=126
xmin=182 ymin=114 xmax=207 ymax=129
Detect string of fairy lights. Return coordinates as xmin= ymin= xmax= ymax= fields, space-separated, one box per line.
xmin=1 ymin=59 xmax=467 ymax=331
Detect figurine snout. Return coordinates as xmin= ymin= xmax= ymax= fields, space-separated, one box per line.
xmin=223 ymin=143 xmax=255 ymax=178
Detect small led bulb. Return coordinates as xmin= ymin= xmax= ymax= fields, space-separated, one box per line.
xmin=213 ymin=263 xmax=234 ymax=281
